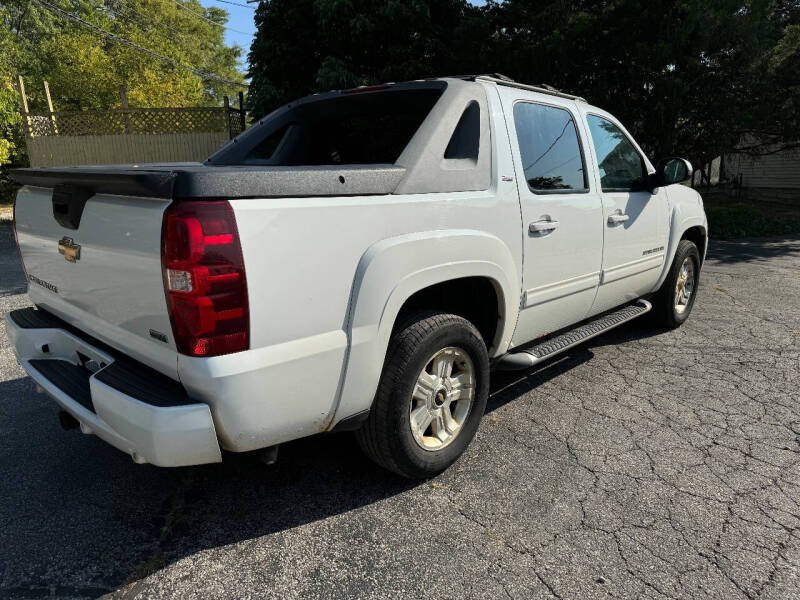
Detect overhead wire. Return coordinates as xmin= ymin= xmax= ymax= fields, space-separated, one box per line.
xmin=163 ymin=0 xmax=253 ymax=35
xmin=34 ymin=0 xmax=248 ymax=87
xmin=208 ymin=0 xmax=254 ymax=10
xmin=103 ymin=0 xmax=231 ymax=53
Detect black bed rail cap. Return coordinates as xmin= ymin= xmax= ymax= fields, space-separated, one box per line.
xmin=9 ymin=166 xmax=178 ymax=199
xmin=10 ymin=163 xmax=407 ymax=200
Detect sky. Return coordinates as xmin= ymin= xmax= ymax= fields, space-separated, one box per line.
xmin=197 ymin=0 xmax=489 ymax=71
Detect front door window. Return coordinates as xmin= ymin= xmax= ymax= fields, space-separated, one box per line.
xmin=586 ymin=115 xmax=646 ymax=192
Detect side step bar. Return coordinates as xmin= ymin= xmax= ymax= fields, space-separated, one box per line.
xmin=496 ymin=299 xmax=652 ymax=371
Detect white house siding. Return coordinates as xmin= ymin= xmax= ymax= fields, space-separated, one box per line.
xmin=724 ymin=148 xmax=800 ymax=189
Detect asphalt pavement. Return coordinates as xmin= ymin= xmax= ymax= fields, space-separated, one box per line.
xmin=1 ymin=222 xmax=799 ymax=599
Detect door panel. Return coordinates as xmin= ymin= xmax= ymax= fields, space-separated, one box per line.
xmin=582 ymin=113 xmax=666 ymax=315
xmin=498 ymin=89 xmax=604 ymax=346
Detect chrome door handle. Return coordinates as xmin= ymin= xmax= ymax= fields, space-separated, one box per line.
xmin=529 ymin=220 xmax=559 ymax=234
xmin=607 ymin=214 xmax=630 ymax=226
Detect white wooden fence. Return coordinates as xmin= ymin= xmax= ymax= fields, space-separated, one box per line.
xmin=21 ymin=106 xmax=245 ymax=167
xmin=26 ymin=131 xmax=232 ymax=167
xmin=17 ymin=78 xmax=246 ymax=167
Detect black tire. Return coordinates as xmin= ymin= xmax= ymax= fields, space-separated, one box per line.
xmin=356 ymin=312 xmax=490 ymax=479
xmin=651 ymin=239 xmax=701 ymax=329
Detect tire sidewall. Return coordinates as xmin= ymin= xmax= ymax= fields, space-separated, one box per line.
xmin=387 ymin=317 xmax=489 ymax=477
xmin=668 ymin=241 xmax=700 ymax=326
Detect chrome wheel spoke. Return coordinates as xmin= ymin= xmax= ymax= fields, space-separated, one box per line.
xmin=410 ymin=405 xmax=433 ymax=438
xmin=431 ymin=411 xmax=452 ymax=442
xmin=442 ymin=404 xmax=459 ymax=434
xmin=449 ymin=372 xmax=474 ymax=392
xmin=433 ymin=351 xmax=454 ymax=379
xmin=412 ymin=371 xmax=438 ymax=403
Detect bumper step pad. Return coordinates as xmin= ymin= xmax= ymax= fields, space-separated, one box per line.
xmin=29 ymin=359 xmax=94 ymax=412
xmin=7 ymin=307 xmax=222 ymax=466
xmin=10 ymin=308 xmax=190 ymax=408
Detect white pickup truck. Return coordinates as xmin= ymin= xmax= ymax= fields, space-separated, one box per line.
xmin=7 ymin=75 xmax=707 ymax=478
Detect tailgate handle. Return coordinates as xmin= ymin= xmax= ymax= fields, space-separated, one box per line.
xmin=52 ymin=184 xmax=92 ymax=230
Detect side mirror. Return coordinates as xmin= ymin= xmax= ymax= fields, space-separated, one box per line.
xmin=643 ymin=158 xmax=692 ymax=193
xmin=655 ymin=157 xmax=692 ymax=186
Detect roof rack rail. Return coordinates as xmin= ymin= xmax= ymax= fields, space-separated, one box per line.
xmin=474 ymin=75 xmax=586 ymax=103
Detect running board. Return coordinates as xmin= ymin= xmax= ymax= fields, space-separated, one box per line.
xmin=496 ymin=299 xmax=652 ymax=371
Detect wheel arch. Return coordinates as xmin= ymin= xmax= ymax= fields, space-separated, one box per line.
xmin=393 ymin=276 xmax=505 ymax=354
xmin=653 ymin=202 xmax=708 ymax=292
xmin=329 ymin=230 xmax=520 ymax=428
xmin=680 ymin=225 xmax=707 ymax=265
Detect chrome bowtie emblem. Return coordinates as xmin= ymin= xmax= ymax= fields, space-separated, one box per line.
xmin=58 ymin=236 xmax=81 ymax=263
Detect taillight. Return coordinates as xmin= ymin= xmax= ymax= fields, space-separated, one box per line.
xmin=161 ymin=201 xmax=249 ymax=357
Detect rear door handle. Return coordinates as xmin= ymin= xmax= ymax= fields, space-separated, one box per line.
xmin=607 ymin=214 xmax=630 ymax=226
xmin=529 ymin=220 xmax=559 ymax=234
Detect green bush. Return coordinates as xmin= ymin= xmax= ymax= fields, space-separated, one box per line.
xmin=703 ymin=192 xmax=800 ymax=239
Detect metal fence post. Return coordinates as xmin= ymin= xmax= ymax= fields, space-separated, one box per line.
xmin=224 ymin=95 xmax=233 ymax=138
xmin=238 ymin=91 xmax=245 ymax=135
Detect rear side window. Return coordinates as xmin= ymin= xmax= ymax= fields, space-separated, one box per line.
xmin=444 ymin=101 xmax=480 ymax=162
xmin=229 ymin=88 xmax=443 ymax=166
xmin=512 ymin=102 xmax=588 ymax=193
xmin=586 ymin=115 xmax=647 ymax=192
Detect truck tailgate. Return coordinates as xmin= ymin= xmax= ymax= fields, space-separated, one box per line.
xmin=13 ymin=186 xmax=178 ymax=378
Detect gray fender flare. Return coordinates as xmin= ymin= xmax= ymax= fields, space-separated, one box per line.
xmin=329 ymin=229 xmax=519 ymax=426
xmin=653 ymin=204 xmax=708 ymax=292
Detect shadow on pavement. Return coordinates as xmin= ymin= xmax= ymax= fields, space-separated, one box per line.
xmin=0 ymin=319 xmax=659 ymax=598
xmin=706 ymin=236 xmax=800 ymax=265
xmin=0 ymin=223 xmax=26 ymax=297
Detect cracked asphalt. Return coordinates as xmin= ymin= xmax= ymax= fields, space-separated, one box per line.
xmin=1 ymin=222 xmax=799 ymax=600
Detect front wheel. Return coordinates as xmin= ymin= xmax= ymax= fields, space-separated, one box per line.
xmin=651 ymin=239 xmax=701 ymax=328
xmin=356 ymin=312 xmax=490 ymax=479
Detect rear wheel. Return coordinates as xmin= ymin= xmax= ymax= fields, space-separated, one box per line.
xmin=356 ymin=312 xmax=489 ymax=479
xmin=651 ymin=239 xmax=700 ymax=328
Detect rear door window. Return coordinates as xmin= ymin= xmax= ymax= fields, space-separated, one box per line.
xmin=512 ymin=102 xmax=588 ymax=193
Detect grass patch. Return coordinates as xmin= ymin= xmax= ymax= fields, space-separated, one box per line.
xmin=702 ymin=191 xmax=800 ymax=239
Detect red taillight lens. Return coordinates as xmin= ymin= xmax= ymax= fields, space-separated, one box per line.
xmin=161 ymin=201 xmax=249 ymax=357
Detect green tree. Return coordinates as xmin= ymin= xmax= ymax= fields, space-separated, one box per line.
xmin=1 ymin=4 xmax=24 ymax=194
xmin=2 ymin=0 xmax=245 ymax=113
xmin=247 ymin=0 xmax=799 ymax=177
xmin=484 ymin=0 xmax=800 ymax=176
xmin=0 ymin=0 xmax=247 ymax=202
xmin=247 ymin=0 xmax=484 ymax=118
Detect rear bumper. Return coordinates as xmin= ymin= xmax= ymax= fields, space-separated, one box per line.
xmin=5 ymin=308 xmax=222 ymax=467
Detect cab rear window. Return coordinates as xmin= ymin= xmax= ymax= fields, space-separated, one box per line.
xmin=213 ymin=87 xmax=444 ymax=166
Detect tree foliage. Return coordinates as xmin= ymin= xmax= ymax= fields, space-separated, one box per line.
xmin=4 ymin=0 xmax=245 ymax=111
xmin=0 ymin=0 xmax=246 ymax=173
xmin=247 ymin=0 xmax=487 ymax=117
xmin=248 ymin=0 xmax=800 ymax=173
